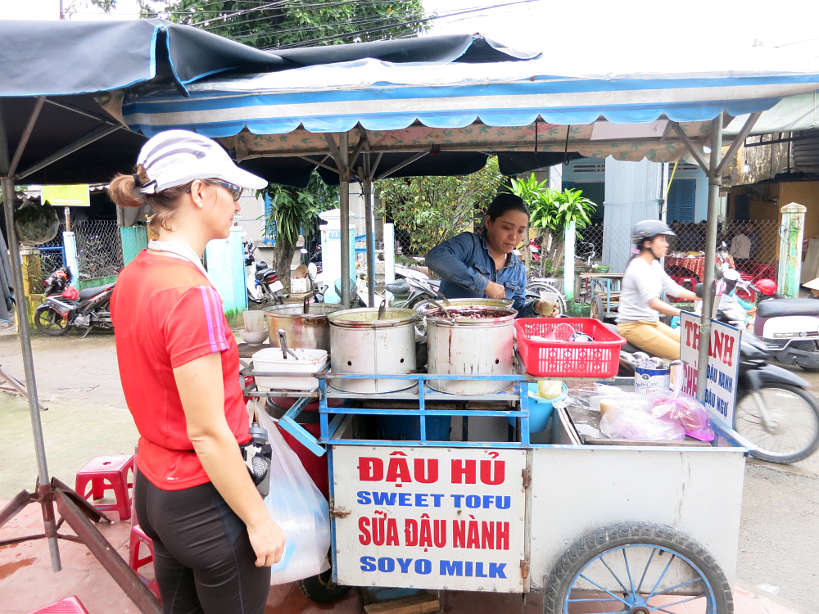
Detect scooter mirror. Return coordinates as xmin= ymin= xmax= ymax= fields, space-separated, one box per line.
xmin=723 ymin=269 xmax=740 ymax=282
xmin=307 ymin=262 xmax=318 ymax=281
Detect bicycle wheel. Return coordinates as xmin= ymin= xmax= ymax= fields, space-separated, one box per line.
xmin=543 ymin=522 xmax=733 ymax=614
xmin=735 ymin=384 xmax=819 ymax=463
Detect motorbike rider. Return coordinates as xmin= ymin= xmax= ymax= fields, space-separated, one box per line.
xmin=617 ymin=219 xmax=698 ymax=360
xmin=424 ymin=193 xmax=556 ymax=317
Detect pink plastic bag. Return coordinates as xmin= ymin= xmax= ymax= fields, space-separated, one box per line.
xmin=600 ymin=407 xmax=686 ymax=441
xmin=648 ymin=393 xmax=714 ymax=442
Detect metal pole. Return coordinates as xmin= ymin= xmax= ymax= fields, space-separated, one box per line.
xmin=1 ymin=177 xmax=61 ymax=571
xmin=696 ymin=114 xmax=723 ymax=402
xmin=0 ymin=101 xmax=60 ymax=570
xmin=361 ymin=176 xmax=376 ymax=306
xmin=338 ymin=133 xmax=351 ymax=307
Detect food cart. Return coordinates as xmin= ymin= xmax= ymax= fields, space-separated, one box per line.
xmin=123 ymin=38 xmax=819 ymax=613
xmin=243 ymin=309 xmax=746 ymax=613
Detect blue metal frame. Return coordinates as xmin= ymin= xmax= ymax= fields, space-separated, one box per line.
xmin=267 ymin=370 xmax=748 ymax=454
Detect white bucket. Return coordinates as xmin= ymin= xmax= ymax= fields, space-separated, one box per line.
xmin=252 ymin=348 xmax=328 ymax=391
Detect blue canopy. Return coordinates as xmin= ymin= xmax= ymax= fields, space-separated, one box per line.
xmin=121 ymin=54 xmax=819 ymax=163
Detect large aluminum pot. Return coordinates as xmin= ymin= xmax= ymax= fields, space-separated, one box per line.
xmin=263 ymin=304 xmax=342 ymax=352
xmin=426 ymin=306 xmax=516 ymax=394
xmin=328 ymin=308 xmax=417 ymax=393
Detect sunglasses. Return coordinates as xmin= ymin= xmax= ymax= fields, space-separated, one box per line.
xmin=208 ymin=179 xmax=244 ymax=201
xmin=187 ymin=179 xmax=243 ymax=201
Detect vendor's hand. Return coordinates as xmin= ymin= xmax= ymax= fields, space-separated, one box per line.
xmin=247 ymin=516 xmax=286 ymax=567
xmin=484 ymin=281 xmax=506 ymax=299
xmin=535 ymin=299 xmax=558 ymax=317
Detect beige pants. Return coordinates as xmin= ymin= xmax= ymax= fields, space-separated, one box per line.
xmin=617 ymin=320 xmax=681 ymax=361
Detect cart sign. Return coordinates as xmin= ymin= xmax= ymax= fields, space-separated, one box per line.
xmin=331 ymin=446 xmax=527 ymax=592
xmin=41 ymin=184 xmax=90 ymax=207
xmin=679 ymin=311 xmax=741 ymax=425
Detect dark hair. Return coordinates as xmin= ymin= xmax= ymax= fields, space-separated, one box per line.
xmin=486 ymin=193 xmax=529 ymax=221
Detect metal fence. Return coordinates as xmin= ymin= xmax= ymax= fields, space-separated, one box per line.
xmin=37 ymin=225 xmax=67 ymax=278
xmin=75 ymin=219 xmax=123 ymax=280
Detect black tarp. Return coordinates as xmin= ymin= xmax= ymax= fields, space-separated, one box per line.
xmin=0 ymin=21 xmax=545 ymax=189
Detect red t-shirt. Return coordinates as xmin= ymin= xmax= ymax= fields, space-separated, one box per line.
xmin=111 ymin=250 xmax=250 ymax=491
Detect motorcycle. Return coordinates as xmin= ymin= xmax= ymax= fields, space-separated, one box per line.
xmin=244 ymin=241 xmax=284 ymax=305
xmin=33 ymin=267 xmax=115 ymax=337
xmin=712 ymin=264 xmax=819 ymax=372
xmin=619 ymin=277 xmax=819 ymax=463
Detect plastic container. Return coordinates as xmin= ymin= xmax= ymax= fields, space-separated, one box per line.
xmin=506 ymin=382 xmax=567 ymax=432
xmin=252 ymin=347 xmax=328 ymax=391
xmin=515 ymin=318 xmax=626 ymax=378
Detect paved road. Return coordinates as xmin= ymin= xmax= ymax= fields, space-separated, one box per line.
xmin=0 ymin=331 xmax=816 ymax=610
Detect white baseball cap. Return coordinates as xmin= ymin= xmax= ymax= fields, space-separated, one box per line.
xmin=136 ymin=129 xmax=267 ymax=194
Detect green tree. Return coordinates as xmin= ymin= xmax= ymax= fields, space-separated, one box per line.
xmin=82 ymin=0 xmax=427 ymax=50
xmin=377 ymin=157 xmax=505 ymax=256
xmin=509 ymin=174 xmax=597 ymax=272
xmin=258 ymin=171 xmax=338 ymax=290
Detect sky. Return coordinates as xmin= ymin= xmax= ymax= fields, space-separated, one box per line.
xmin=5 ymin=0 xmax=819 ymax=55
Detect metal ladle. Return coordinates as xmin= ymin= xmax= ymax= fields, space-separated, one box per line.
xmin=277 ymin=328 xmax=299 ymax=360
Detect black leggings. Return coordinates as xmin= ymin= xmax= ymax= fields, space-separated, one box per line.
xmin=135 ymin=472 xmax=270 ymax=614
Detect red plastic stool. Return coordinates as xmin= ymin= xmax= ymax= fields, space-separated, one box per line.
xmin=74 ymin=455 xmax=134 ymax=520
xmin=129 ymin=522 xmax=160 ymax=599
xmin=30 ymin=595 xmax=89 ymax=613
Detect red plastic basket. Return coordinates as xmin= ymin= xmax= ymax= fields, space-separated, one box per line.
xmin=515 ymin=318 xmax=626 ymax=378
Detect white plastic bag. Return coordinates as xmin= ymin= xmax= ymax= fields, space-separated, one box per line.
xmin=257 ymin=410 xmax=331 ymax=585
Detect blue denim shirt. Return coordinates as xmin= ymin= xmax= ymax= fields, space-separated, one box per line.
xmin=425 ymin=231 xmax=536 ymax=318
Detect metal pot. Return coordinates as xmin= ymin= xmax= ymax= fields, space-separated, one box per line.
xmin=263 ymin=304 xmax=341 ymax=352
xmin=426 ymin=306 xmax=517 ymax=394
xmin=328 ymin=307 xmax=417 ymax=393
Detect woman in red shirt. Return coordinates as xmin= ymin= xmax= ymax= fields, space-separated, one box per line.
xmin=109 ymin=130 xmax=284 ymax=613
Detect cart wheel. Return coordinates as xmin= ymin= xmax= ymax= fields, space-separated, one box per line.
xmin=542 ymin=522 xmax=733 ymax=614
xmin=589 ymin=295 xmax=605 ymax=321
xmin=298 ymin=567 xmax=351 ymax=603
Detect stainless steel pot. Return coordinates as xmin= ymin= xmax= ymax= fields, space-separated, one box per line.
xmin=426 ymin=306 xmax=516 ymax=394
xmin=263 ymin=304 xmax=341 ymax=352
xmin=328 ymin=307 xmax=417 ymax=393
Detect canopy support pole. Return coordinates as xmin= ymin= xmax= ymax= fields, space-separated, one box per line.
xmin=359 ymin=155 xmax=377 ymax=306
xmin=337 ymin=133 xmax=352 ymax=307
xmin=376 ymin=151 xmax=429 ymax=180
xmin=0 ymin=98 xmax=61 ymax=571
xmin=695 ymin=114 xmax=724 ymax=402
xmin=17 ymin=125 xmax=120 ymax=181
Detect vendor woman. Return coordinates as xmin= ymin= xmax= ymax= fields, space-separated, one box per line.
xmin=425 ymin=193 xmax=554 ymax=318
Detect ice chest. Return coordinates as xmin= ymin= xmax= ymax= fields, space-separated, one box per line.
xmin=252 ymin=348 xmax=328 ymax=391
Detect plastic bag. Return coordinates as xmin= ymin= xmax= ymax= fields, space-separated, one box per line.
xmin=257 ymin=410 xmax=331 ymax=585
xmin=648 ymin=393 xmax=715 ymax=442
xmin=600 ymin=406 xmax=686 ymax=441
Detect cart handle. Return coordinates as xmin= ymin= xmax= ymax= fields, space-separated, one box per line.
xmin=277 ymin=396 xmax=327 ymax=457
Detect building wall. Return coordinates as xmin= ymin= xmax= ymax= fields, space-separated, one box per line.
xmin=778 ymin=181 xmax=819 ymax=241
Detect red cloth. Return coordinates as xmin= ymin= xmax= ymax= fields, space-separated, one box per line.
xmin=664 ymin=255 xmax=734 ymax=280
xmin=111 ymin=250 xmax=249 ymax=491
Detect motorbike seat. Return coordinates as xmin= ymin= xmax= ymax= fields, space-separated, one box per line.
xmin=757 ymin=298 xmax=819 ymax=319
xmin=78 ymin=284 xmax=114 ymax=301
xmin=386 ymin=279 xmax=409 ymax=295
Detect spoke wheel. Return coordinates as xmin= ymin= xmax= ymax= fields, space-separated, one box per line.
xmin=590 ymin=295 xmax=605 ymax=321
xmin=33 ymin=305 xmax=69 ymax=336
xmin=543 ymin=522 xmax=732 ymax=614
xmin=735 ymin=384 xmax=819 ymax=463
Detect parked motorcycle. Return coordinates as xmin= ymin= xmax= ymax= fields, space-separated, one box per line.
xmin=34 ymin=267 xmax=115 ymax=337
xmin=713 ymin=267 xmax=819 ymax=372
xmin=244 ymin=241 xmax=284 ymax=305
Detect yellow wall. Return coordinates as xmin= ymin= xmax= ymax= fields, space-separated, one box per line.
xmin=778 ymin=182 xmax=819 ymax=241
